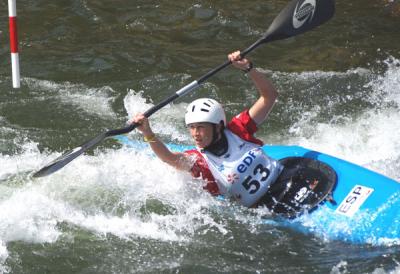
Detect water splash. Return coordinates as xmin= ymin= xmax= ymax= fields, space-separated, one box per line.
xmin=1 ymin=60 xmax=399 ymax=272
xmin=287 ymin=196 xmax=400 ymax=246
xmin=279 ymin=59 xmax=400 ymax=181
xmin=123 ymin=89 xmax=190 ymax=143
xmin=0 ymin=138 xmax=232 ymax=266
xmin=23 ymin=78 xmax=118 ymax=119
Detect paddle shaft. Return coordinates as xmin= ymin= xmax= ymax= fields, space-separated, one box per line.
xmin=107 ymin=38 xmax=265 ymax=137
xmin=33 ymin=0 xmax=335 ymax=177
xmin=32 ymin=37 xmax=264 ymax=178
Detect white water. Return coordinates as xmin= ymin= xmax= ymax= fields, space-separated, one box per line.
xmin=282 ymin=59 xmax=400 ymax=181
xmin=0 ymin=59 xmax=399 ymax=272
xmin=331 ymin=262 xmax=400 ymax=274
xmin=0 ymin=140 xmax=233 ymax=269
xmin=23 ymin=78 xmax=118 ymax=119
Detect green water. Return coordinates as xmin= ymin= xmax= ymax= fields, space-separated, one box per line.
xmin=0 ymin=0 xmax=399 ymax=273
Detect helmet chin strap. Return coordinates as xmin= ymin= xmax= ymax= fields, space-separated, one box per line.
xmin=202 ymin=123 xmax=228 ymax=156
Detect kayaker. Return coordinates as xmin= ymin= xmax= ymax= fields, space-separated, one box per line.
xmin=131 ymin=50 xmax=283 ymax=207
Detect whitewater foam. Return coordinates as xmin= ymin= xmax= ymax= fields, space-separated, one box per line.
xmin=0 ymin=141 xmax=229 ymax=266
xmin=123 ymin=89 xmax=190 ymax=143
xmin=1 ymin=59 xmax=399 ymax=272
xmin=23 ymin=78 xmax=118 ymax=119
xmin=281 ymin=60 xmax=400 ymax=181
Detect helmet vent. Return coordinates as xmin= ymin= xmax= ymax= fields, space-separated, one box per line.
xmin=185 ymin=98 xmax=226 ymax=126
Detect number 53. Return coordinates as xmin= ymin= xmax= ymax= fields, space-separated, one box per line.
xmin=241 ymin=164 xmax=270 ymax=194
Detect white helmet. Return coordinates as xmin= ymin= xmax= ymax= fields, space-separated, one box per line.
xmin=185 ymin=98 xmax=226 ymax=126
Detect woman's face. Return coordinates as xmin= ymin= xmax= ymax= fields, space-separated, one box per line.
xmin=188 ymin=122 xmax=215 ymax=148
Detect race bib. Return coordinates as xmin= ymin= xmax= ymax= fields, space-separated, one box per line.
xmin=228 ymin=148 xmax=283 ymax=207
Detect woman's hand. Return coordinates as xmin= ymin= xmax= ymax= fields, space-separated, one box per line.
xmin=131 ymin=113 xmax=154 ymax=137
xmin=228 ymin=50 xmax=252 ymax=72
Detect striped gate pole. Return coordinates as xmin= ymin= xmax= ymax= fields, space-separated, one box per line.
xmin=8 ymin=0 xmax=20 ymax=88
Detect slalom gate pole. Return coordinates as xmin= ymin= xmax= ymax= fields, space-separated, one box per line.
xmin=8 ymin=0 xmax=20 ymax=88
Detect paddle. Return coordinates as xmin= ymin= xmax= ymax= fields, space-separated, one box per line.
xmin=33 ymin=0 xmax=335 ymax=178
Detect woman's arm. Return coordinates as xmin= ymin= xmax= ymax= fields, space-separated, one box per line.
xmin=228 ymin=51 xmax=278 ymax=125
xmin=131 ymin=113 xmax=193 ymax=171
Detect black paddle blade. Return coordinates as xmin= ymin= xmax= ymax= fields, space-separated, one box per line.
xmin=33 ymin=133 xmax=107 ymax=178
xmin=263 ymin=0 xmax=335 ymax=42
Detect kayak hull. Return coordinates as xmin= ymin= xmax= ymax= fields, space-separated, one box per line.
xmin=116 ymin=135 xmax=400 ymax=244
xmin=262 ymin=145 xmax=400 ymax=244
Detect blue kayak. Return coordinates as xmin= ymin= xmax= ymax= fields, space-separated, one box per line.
xmin=115 ymin=135 xmax=400 ymax=244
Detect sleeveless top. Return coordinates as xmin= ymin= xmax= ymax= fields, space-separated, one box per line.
xmin=185 ymin=110 xmax=283 ymax=207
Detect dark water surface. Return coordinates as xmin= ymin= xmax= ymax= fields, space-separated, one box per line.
xmin=0 ymin=0 xmax=400 ymax=273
